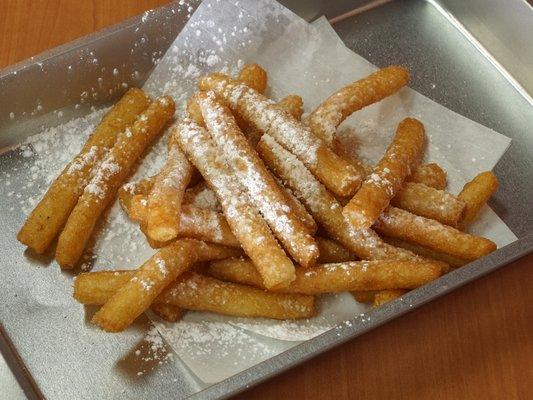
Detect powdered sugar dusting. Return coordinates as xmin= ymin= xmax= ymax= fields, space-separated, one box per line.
xmin=2 ymin=109 xmax=107 ymax=215
xmin=260 ymin=134 xmax=420 ymax=262
xmin=184 ymin=182 xmax=221 ymax=211
xmin=205 ymin=77 xmax=322 ymax=166
xmin=174 ymin=118 xmax=293 ymax=284
xmin=198 ymin=92 xmax=316 ymax=260
xmin=84 ymin=154 xmax=121 ymax=198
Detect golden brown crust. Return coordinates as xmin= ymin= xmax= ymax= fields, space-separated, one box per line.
xmin=197 ymin=91 xmax=319 ymax=267
xmin=343 ymin=118 xmax=426 ymax=230
xmin=172 ymin=118 xmax=295 ymax=289
xmin=208 ymin=257 xmax=441 ymax=294
xmin=373 ymin=207 xmax=497 ymax=261
xmin=308 ymin=66 xmax=409 ymax=145
xmin=17 ymin=88 xmax=151 ymax=253
xmin=199 ymin=73 xmax=364 ymax=197
xmin=458 ymin=171 xmax=499 ymax=229
xmin=407 ymin=163 xmax=447 ymax=190
xmin=392 ymin=182 xmax=465 ymax=227
xmin=237 ymin=63 xmax=268 ymax=94
xmin=55 ymin=97 xmax=175 ymax=268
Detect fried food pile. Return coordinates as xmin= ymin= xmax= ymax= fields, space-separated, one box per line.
xmin=18 ymin=63 xmax=498 ymax=332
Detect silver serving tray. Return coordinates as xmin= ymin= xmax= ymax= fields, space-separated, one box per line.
xmin=1 ymin=0 xmax=531 ymax=399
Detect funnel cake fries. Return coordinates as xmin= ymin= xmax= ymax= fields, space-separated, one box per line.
xmin=145 ymin=135 xmax=194 ymax=243
xmin=91 ymin=239 xmax=242 ymax=332
xmin=127 ymin=196 xmax=240 ymax=248
xmin=199 ymin=73 xmax=364 ymax=197
xmin=150 ymin=303 xmax=184 ymax=322
xmin=374 ymin=207 xmax=496 ymax=261
xmin=120 ymin=180 xmax=239 ymax=247
xmin=197 ymin=91 xmax=319 ymax=267
xmin=458 ymin=171 xmax=499 ymax=229
xmin=256 ymin=134 xmax=438 ymax=266
xmin=392 ymin=182 xmax=465 ymax=227
xmin=407 ymin=163 xmax=447 ymax=190
xmin=382 ymin=236 xmax=467 ymax=268
xmin=173 ymin=118 xmax=296 ymax=289
xmin=17 ymin=88 xmax=150 ymax=253
xmin=187 ymin=63 xmax=269 ymax=126
xmin=56 ymin=97 xmax=175 ymax=268
xmin=343 ymin=118 xmax=426 ymax=230
xmin=307 ymin=66 xmax=410 ymax=145
xmin=208 ymin=258 xmax=441 ymax=294
xmin=75 ymin=272 xmax=315 ymax=320
xmin=237 ymin=63 xmax=268 ymax=94
xmin=13 ymin=58 xmax=503 ymax=335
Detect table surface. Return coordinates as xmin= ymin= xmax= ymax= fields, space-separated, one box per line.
xmin=1 ymin=1 xmax=532 ymax=399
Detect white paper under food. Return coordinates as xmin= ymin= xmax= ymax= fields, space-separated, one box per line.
xmin=138 ymin=0 xmax=518 ymax=383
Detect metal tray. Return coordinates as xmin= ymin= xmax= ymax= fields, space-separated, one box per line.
xmin=1 ymin=0 xmax=531 ymax=399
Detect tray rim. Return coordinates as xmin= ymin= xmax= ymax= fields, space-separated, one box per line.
xmin=0 ymin=2 xmax=183 ymax=80
xmin=0 ymin=1 xmax=532 ymax=399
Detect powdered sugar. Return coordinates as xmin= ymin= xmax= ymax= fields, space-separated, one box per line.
xmin=199 ymin=92 xmax=313 ymax=253
xmin=2 ymin=109 xmax=107 ymax=216
xmin=85 ymin=154 xmax=120 ymax=198
xmin=184 ymin=183 xmax=221 ymax=211
xmin=207 ymin=78 xmax=322 ymax=166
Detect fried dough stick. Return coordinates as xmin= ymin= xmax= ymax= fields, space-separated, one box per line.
xmin=199 ymin=73 xmax=364 ymax=197
xmin=373 ymin=207 xmax=496 ymax=261
xmin=197 ymin=91 xmax=318 ymax=267
xmin=162 ymin=273 xmax=314 ymax=319
xmin=257 ymin=134 xmax=439 ymax=266
xmin=278 ymin=182 xmax=317 ymax=234
xmin=407 ymin=163 xmax=447 ymax=190
xmin=308 ymin=66 xmax=410 ymax=145
xmin=145 ymin=135 xmax=194 ymax=242
xmin=237 ymin=63 xmax=267 ymax=94
xmin=207 ymin=257 xmax=441 ymax=294
xmin=392 ymin=182 xmax=465 ymax=227
xmin=150 ymin=303 xmax=184 ymax=322
xmin=183 ymin=181 xmax=221 ymax=211
xmin=458 ymin=171 xmax=499 ymax=229
xmin=172 ymin=119 xmax=295 ymax=289
xmin=246 ymin=94 xmax=304 ymax=146
xmin=188 ymin=63 xmax=269 ymax=125
xmin=55 ymin=97 xmax=175 ymax=268
xmin=120 ymin=183 xmax=240 ymax=248
xmin=120 ymin=179 xmax=220 ymax=213
xmin=17 ymin=88 xmax=151 ymax=253
xmin=193 ymin=88 xmax=316 ymax=231
xmin=75 ymin=272 xmax=315 ymax=320
xmin=91 ymin=240 xmax=242 ymax=331
xmin=146 ymin=205 xmax=240 ymax=248
xmin=343 ymin=118 xmax=426 ymax=230
xmin=337 ymin=178 xmax=462 ymax=226
xmin=382 ymin=236 xmax=466 ymax=268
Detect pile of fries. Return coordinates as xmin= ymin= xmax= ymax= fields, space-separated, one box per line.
xmin=17 ymin=63 xmax=499 ymax=332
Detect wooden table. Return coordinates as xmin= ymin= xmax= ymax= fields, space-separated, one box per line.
xmin=1 ymin=1 xmax=531 ymax=399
